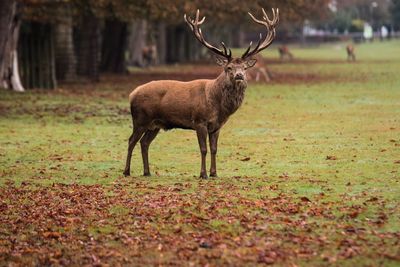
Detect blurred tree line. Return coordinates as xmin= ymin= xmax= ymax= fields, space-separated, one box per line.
xmin=392 ymin=0 xmax=400 ymax=29
xmin=324 ymin=0 xmax=395 ymax=33
xmin=1 ymin=0 xmax=332 ymax=91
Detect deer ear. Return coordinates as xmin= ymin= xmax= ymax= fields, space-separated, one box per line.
xmin=244 ymin=58 xmax=257 ymax=69
xmin=215 ymin=56 xmax=228 ymax=66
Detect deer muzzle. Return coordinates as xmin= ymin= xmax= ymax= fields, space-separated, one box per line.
xmin=235 ymin=73 xmax=244 ymax=80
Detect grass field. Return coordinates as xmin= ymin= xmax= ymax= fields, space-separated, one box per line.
xmin=1 ymin=40 xmax=400 ymax=266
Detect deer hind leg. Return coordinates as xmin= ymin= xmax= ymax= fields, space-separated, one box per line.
xmin=196 ymin=125 xmax=208 ymax=179
xmin=140 ymin=129 xmax=160 ymax=176
xmin=209 ymin=130 xmax=220 ymax=177
xmin=123 ymin=126 xmax=146 ymax=177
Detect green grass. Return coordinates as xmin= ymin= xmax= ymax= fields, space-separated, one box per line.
xmin=1 ymin=40 xmax=400 ymax=266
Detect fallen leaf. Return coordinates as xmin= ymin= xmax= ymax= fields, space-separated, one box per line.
xmin=300 ymin=196 xmax=311 ymax=202
xmin=43 ymin=232 xmax=61 ymax=239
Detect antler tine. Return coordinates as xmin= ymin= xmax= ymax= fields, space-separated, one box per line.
xmin=184 ymin=14 xmax=194 ymax=30
xmin=242 ymin=41 xmax=253 ymax=58
xmin=270 ymin=8 xmax=279 ymax=25
xmin=184 ymin=9 xmax=232 ymax=60
xmin=221 ymin=42 xmax=232 ymax=58
xmin=262 ymin=8 xmax=272 ymax=24
xmin=252 ymin=33 xmax=263 ymax=52
xmin=221 ymin=42 xmax=227 ymax=54
xmin=241 ymin=8 xmax=280 ymax=59
xmin=242 ymin=31 xmax=267 ymax=58
xmin=242 ymin=33 xmax=264 ymax=59
xmin=275 ymin=9 xmax=280 ymax=24
xmin=195 ymin=9 xmax=206 ymax=24
xmin=248 ymin=11 xmax=264 ymax=26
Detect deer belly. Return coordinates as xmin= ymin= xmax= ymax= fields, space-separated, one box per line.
xmin=151 ymin=105 xmax=196 ymax=130
xmin=150 ymin=118 xmax=193 ymax=131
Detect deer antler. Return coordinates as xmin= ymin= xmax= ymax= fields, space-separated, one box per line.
xmin=241 ymin=8 xmax=279 ymax=59
xmin=184 ymin=10 xmax=232 ymax=60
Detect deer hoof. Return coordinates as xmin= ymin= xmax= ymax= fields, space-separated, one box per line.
xmin=200 ymin=173 xmax=209 ymax=179
xmin=123 ymin=171 xmax=130 ymax=177
xmin=143 ymin=172 xmax=151 ymax=177
xmin=210 ymin=173 xmax=218 ymax=178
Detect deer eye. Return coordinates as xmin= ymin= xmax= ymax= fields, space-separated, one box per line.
xmin=226 ymin=67 xmax=232 ymax=72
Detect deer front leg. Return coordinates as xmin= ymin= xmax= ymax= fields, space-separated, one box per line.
xmin=209 ymin=130 xmax=220 ymax=177
xmin=196 ymin=125 xmax=208 ymax=179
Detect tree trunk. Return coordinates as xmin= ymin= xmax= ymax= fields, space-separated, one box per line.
xmin=127 ymin=20 xmax=147 ymax=67
xmin=76 ymin=12 xmax=100 ymax=81
xmin=156 ymin=22 xmax=167 ymax=65
xmin=18 ymin=22 xmax=57 ymax=89
xmin=100 ymin=19 xmax=128 ymax=73
xmin=166 ymin=24 xmax=205 ymax=64
xmin=0 ymin=0 xmax=24 ymax=91
xmin=234 ymin=25 xmax=246 ymax=48
xmin=54 ymin=11 xmax=77 ymax=82
xmin=166 ymin=25 xmax=176 ymax=63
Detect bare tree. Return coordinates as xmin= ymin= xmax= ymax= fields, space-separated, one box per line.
xmin=124 ymin=8 xmax=279 ymax=178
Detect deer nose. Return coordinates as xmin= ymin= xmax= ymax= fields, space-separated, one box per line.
xmin=235 ymin=73 xmax=244 ymax=80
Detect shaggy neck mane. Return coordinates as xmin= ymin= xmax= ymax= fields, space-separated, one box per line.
xmin=211 ymin=72 xmax=247 ymax=115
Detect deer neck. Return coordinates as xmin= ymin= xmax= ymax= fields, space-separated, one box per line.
xmin=210 ymin=72 xmax=247 ymax=116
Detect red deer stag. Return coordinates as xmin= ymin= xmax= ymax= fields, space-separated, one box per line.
xmin=124 ymin=8 xmax=279 ymax=178
xmin=346 ymin=44 xmax=356 ymax=62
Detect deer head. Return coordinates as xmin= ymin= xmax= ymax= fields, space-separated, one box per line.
xmin=184 ymin=8 xmax=279 ymax=87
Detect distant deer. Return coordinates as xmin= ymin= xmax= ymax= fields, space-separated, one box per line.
xmin=142 ymin=45 xmax=157 ymax=66
xmin=124 ymin=8 xmax=279 ymax=178
xmin=346 ymin=44 xmax=356 ymax=62
xmin=247 ymin=54 xmax=272 ymax=82
xmin=278 ymin=45 xmax=293 ymax=61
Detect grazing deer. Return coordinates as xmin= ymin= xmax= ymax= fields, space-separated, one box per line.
xmin=346 ymin=44 xmax=356 ymax=62
xmin=247 ymin=54 xmax=272 ymax=83
xmin=278 ymin=45 xmax=293 ymax=61
xmin=124 ymin=8 xmax=279 ymax=178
